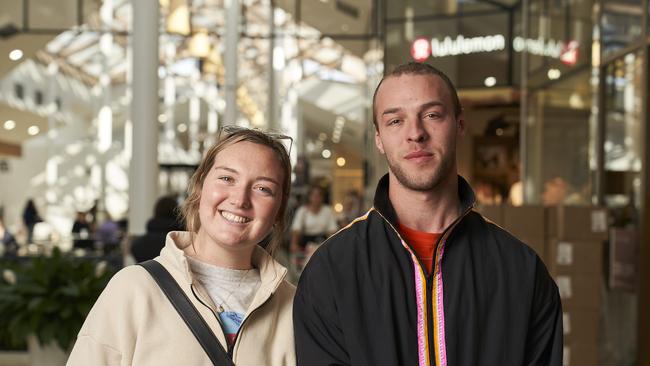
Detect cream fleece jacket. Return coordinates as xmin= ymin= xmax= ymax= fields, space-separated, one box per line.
xmin=67 ymin=231 xmax=296 ymax=366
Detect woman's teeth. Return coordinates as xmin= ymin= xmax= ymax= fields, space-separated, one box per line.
xmin=220 ymin=211 xmax=252 ymax=223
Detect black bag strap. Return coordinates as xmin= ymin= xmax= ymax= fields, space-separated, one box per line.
xmin=138 ymin=260 xmax=234 ymax=366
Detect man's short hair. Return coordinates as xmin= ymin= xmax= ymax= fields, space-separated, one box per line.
xmin=372 ymin=62 xmax=462 ymax=128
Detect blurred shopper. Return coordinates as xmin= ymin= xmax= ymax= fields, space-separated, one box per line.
xmin=130 ymin=195 xmax=184 ymax=262
xmin=290 ymin=184 xmax=337 ymax=268
xmin=94 ymin=212 xmax=122 ymax=254
xmin=21 ymin=198 xmax=41 ymax=244
xmin=0 ymin=217 xmax=17 ymax=255
xmin=336 ymin=189 xmax=364 ymax=228
xmin=68 ymin=127 xmax=296 ymax=365
xmin=294 ymin=62 xmax=563 ymax=366
xmin=71 ymin=211 xmax=93 ymax=250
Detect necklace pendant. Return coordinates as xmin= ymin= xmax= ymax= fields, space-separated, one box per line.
xmin=217 ymin=305 xmax=224 ymax=313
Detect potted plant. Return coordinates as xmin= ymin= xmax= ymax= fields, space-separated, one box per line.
xmin=0 ymin=248 xmax=114 ymax=366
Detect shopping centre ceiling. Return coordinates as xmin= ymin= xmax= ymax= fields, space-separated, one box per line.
xmin=0 ymin=0 xmax=373 ymax=156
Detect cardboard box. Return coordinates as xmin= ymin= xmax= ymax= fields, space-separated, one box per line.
xmin=563 ymin=309 xmax=600 ymax=345
xmin=503 ymin=205 xmax=545 ymax=239
xmin=548 ymin=239 xmax=603 ymax=276
xmin=547 ymin=206 xmax=608 ymax=241
xmin=563 ymin=343 xmax=599 ymax=366
xmin=555 ymin=274 xmax=602 ymax=310
xmin=474 ymin=204 xmax=504 ymax=227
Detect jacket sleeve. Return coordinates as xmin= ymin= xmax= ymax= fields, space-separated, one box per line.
xmin=524 ymin=257 xmax=564 ymax=366
xmin=67 ymin=267 xmax=142 ymax=366
xmin=66 ymin=335 xmax=122 ymax=366
xmin=293 ymin=249 xmax=350 ymax=366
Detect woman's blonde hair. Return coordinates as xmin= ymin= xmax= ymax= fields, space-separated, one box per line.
xmin=180 ymin=127 xmax=292 ymax=256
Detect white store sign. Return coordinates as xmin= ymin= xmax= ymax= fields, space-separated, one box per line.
xmin=412 ymin=34 xmax=579 ymax=65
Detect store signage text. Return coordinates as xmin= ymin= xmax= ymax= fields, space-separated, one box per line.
xmin=411 ymin=34 xmax=579 ymax=65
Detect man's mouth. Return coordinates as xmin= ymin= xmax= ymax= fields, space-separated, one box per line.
xmin=404 ymin=150 xmax=433 ymax=160
xmin=220 ymin=210 xmax=252 ymax=224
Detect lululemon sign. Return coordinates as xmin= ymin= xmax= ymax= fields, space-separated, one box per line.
xmin=411 ymin=34 xmax=579 ymax=66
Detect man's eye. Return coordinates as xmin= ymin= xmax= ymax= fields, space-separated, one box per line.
xmin=387 ymin=119 xmax=400 ymax=125
xmin=425 ymin=113 xmax=440 ymax=119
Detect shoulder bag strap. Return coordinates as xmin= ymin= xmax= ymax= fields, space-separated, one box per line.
xmin=138 ymin=260 xmax=234 ymax=366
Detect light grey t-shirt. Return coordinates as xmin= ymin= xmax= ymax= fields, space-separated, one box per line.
xmin=187 ymin=256 xmax=261 ymax=346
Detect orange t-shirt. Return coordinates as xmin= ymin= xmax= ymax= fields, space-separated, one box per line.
xmin=397 ymin=223 xmax=441 ymax=274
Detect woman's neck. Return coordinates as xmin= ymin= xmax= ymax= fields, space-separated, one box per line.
xmin=189 ymin=232 xmax=255 ymax=270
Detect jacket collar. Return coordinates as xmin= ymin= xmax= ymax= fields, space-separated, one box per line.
xmin=159 ymin=231 xmax=288 ymax=295
xmin=373 ymin=173 xmax=476 ymax=228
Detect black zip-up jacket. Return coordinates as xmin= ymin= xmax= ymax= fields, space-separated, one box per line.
xmin=294 ymin=174 xmax=563 ymax=365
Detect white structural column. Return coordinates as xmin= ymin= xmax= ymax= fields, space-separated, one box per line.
xmin=129 ymin=0 xmax=160 ymax=235
xmin=224 ymin=0 xmax=239 ymax=126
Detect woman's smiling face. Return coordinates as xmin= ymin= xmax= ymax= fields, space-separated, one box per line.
xmin=196 ymin=141 xmax=284 ymax=252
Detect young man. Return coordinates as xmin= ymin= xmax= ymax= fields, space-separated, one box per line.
xmin=293 ymin=62 xmax=563 ymax=366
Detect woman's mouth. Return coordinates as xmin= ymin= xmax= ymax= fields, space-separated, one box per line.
xmin=220 ymin=210 xmax=252 ymax=224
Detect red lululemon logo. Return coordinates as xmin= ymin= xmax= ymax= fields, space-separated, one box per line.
xmin=411 ymin=38 xmax=430 ymax=62
xmin=560 ymin=41 xmax=579 ymax=66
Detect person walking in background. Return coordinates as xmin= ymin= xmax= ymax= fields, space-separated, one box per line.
xmin=293 ymin=62 xmax=563 ymax=365
xmin=68 ymin=127 xmax=296 ymax=365
xmin=21 ymin=198 xmax=41 ymax=244
xmin=336 ymin=189 xmax=364 ymax=228
xmin=130 ymin=195 xmax=184 ymax=262
xmin=289 ymin=184 xmax=337 ymax=269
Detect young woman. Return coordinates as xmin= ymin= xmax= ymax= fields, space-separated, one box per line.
xmin=289 ymin=185 xmax=338 ymax=270
xmin=68 ymin=127 xmax=295 ymax=365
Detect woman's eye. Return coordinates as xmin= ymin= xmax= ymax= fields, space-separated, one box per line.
xmin=218 ymin=176 xmax=233 ymax=183
xmin=255 ymin=186 xmax=275 ymax=196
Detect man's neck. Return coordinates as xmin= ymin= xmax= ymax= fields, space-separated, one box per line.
xmin=388 ymin=173 xmax=461 ymax=233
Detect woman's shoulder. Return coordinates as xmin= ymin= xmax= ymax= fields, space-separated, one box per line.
xmin=101 ymin=264 xmax=159 ymax=300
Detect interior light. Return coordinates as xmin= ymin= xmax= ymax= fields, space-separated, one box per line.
xmin=189 ymin=32 xmax=211 ymax=58
xmin=27 ymin=125 xmax=40 ymax=136
xmin=547 ymin=68 xmax=561 ymax=80
xmin=336 ymin=157 xmax=346 ymax=167
xmin=322 ymin=149 xmax=331 ymax=159
xmin=484 ymin=77 xmax=497 ymax=87
xmin=9 ymin=49 xmax=23 ymax=61
xmin=177 ymin=123 xmax=188 ymax=133
xmin=334 ymin=203 xmax=343 ymax=212
xmin=3 ymin=120 xmax=16 ymax=130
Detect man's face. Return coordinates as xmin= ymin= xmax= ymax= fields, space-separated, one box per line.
xmin=374 ymin=74 xmax=464 ymax=192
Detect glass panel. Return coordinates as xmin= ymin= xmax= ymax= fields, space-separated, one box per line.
xmin=524 ymin=70 xmax=593 ymax=205
xmin=601 ymin=0 xmax=643 ymax=57
xmin=297 ymin=0 xmax=373 ymax=37
xmin=385 ymin=11 xmax=510 ymax=88
xmin=387 ymin=0 xmax=500 ymax=20
xmin=603 ymin=51 xmax=643 ymax=207
xmin=513 ymin=5 xmax=593 ymax=89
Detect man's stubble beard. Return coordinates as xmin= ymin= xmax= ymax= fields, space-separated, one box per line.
xmin=385 ymin=149 xmax=455 ymax=192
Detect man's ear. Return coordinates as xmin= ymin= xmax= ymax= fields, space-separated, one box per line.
xmin=457 ymin=112 xmax=466 ymax=136
xmin=374 ymin=129 xmax=385 ymax=154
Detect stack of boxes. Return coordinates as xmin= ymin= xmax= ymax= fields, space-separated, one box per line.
xmin=475 ymin=204 xmax=608 ymax=365
xmin=547 ymin=206 xmax=608 ymax=366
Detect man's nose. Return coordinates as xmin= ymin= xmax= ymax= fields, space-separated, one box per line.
xmin=406 ymin=119 xmax=428 ymax=143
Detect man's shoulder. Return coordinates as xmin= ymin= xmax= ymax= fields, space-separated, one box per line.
xmin=464 ymin=210 xmax=542 ymax=261
xmin=321 ymin=209 xmax=383 ymax=248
